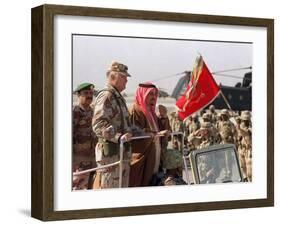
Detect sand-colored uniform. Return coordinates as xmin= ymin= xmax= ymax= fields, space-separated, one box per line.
xmin=73 ymin=105 xmax=97 ymax=190
xmin=188 ymin=120 xmax=200 ymax=135
xmin=171 ymin=117 xmax=185 ymax=151
xmin=217 ymin=119 xmax=236 ymax=178
xmin=92 ymin=84 xmax=132 ymax=188
xmin=238 ymin=123 xmax=252 ymax=181
xmin=218 ymin=120 xmax=236 ymax=144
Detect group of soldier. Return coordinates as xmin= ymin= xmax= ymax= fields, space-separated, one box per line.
xmin=72 ymin=61 xmax=252 ymax=191
xmin=169 ymin=105 xmax=252 ymax=182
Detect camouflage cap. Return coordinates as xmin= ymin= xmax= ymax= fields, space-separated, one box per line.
xmin=241 ymin=110 xmax=251 ymax=116
xmin=241 ymin=111 xmax=251 ymax=121
xmin=108 ymin=61 xmax=131 ymax=77
xmin=221 ymin=109 xmax=229 ymax=116
xmin=74 ymin=83 xmax=95 ymax=93
xmin=202 ymin=113 xmax=210 ymax=120
xmin=209 ymin=104 xmax=215 ymax=110
xmin=235 ymin=116 xmax=241 ymax=121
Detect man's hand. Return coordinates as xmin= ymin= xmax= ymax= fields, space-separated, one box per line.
xmin=102 ymin=125 xmax=115 ymax=139
xmin=120 ymin=132 xmax=132 ymax=143
xmin=158 ymin=130 xmax=170 ymax=137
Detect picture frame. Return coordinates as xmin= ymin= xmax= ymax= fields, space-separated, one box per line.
xmin=31 ymin=4 xmax=274 ymax=221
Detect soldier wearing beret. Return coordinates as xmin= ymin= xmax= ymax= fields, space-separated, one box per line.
xmin=92 ymin=61 xmax=132 ymax=189
xmin=72 ymin=83 xmax=97 ymax=190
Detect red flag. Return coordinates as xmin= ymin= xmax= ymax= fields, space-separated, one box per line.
xmin=176 ymin=56 xmax=220 ymax=120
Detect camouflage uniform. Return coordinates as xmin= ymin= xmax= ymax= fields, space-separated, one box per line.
xmin=197 ymin=122 xmax=216 ymax=149
xmin=187 ymin=132 xmax=201 ymax=151
xmin=187 ymin=114 xmax=200 ymax=135
xmin=92 ymin=83 xmax=132 ymax=188
xmin=188 ymin=121 xmax=225 ymax=183
xmin=196 ymin=122 xmax=223 ymax=183
xmin=235 ymin=116 xmax=242 ymax=151
xmin=208 ymin=105 xmax=217 ymax=125
xmin=217 ymin=109 xmax=236 ymax=178
xmin=202 ymin=113 xmax=219 ymax=142
xmin=237 ymin=111 xmax=252 ymax=181
xmin=73 ymin=83 xmax=97 ymax=190
xmin=217 ymin=109 xmax=236 ymax=144
xmin=171 ymin=116 xmax=185 ymax=151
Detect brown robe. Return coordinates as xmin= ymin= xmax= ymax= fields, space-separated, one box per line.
xmin=129 ymin=104 xmax=156 ymax=187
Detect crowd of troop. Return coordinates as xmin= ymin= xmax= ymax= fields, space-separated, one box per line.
xmin=72 ymin=61 xmax=252 ymax=190
xmin=170 ymin=106 xmax=252 ymax=183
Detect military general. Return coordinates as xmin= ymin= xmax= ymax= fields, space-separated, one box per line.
xmin=92 ymin=61 xmax=132 ymax=189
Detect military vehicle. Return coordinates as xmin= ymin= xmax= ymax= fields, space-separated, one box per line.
xmin=182 ymin=144 xmax=243 ymax=184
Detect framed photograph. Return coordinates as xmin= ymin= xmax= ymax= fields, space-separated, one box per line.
xmin=31 ymin=4 xmax=274 ymax=221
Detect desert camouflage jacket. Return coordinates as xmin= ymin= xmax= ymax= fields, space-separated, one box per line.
xmin=92 ymin=84 xmax=131 ymax=143
xmin=218 ymin=120 xmax=236 ymax=140
xmin=73 ymin=105 xmax=96 ymax=153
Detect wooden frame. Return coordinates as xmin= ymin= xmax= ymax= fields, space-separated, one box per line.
xmin=31 ymin=4 xmax=274 ymax=221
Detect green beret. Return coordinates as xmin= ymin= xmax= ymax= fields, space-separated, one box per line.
xmin=74 ymin=83 xmax=95 ymax=93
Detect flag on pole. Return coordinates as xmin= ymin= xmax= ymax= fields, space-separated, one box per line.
xmin=176 ymin=56 xmax=220 ymax=121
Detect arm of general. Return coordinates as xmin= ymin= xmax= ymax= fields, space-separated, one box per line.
xmin=92 ymin=91 xmax=122 ymax=143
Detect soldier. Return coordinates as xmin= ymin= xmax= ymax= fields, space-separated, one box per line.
xmin=201 ymin=112 xmax=210 ymax=123
xmin=92 ymin=61 xmax=132 ymax=189
xmin=202 ymin=112 xmax=219 ymax=142
xmin=72 ymin=83 xmax=97 ymax=190
xmin=157 ymin=104 xmax=172 ymax=153
xmin=235 ymin=115 xmax=242 ymax=150
xmin=196 ymin=122 xmax=216 ymax=149
xmin=186 ymin=121 xmax=212 ymax=152
xmin=171 ymin=113 xmax=185 ymax=151
xmin=188 ymin=114 xmax=200 ymax=133
xmin=237 ymin=111 xmax=252 ymax=181
xmin=160 ymin=150 xmax=186 ymax=186
xmin=184 ymin=114 xmax=199 ymax=149
xmin=208 ymin=104 xmax=217 ymax=124
xmin=217 ymin=109 xmax=236 ymax=178
xmin=217 ymin=109 xmax=236 ymax=144
xmin=196 ymin=122 xmax=218 ymax=183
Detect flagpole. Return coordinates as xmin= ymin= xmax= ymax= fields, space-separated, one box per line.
xmin=220 ymin=91 xmax=232 ymax=110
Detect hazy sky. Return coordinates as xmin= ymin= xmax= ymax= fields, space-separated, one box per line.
xmin=73 ymin=35 xmax=252 ymax=95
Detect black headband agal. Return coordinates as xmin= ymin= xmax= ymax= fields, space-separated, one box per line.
xmin=139 ymin=83 xmax=156 ymax=88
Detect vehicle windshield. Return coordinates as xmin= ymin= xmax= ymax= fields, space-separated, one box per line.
xmin=195 ymin=148 xmax=242 ymax=184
